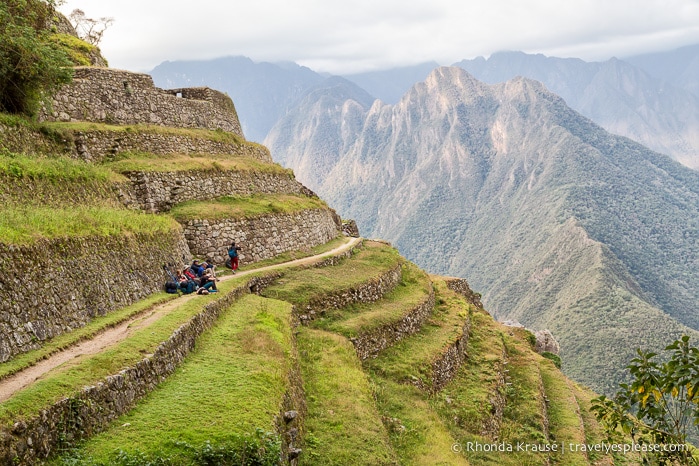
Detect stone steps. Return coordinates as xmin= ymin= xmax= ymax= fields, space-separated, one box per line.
xmin=363 ymin=278 xmax=471 ymax=394
xmin=310 ymin=261 xmax=435 ymax=360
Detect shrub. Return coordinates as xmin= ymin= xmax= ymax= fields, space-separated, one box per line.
xmin=0 ymin=0 xmax=73 ymax=115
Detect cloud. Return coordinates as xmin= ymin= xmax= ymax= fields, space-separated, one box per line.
xmin=59 ymin=0 xmax=699 ymax=73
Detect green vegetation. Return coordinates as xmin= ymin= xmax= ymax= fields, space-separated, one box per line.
xmin=0 ymin=206 xmax=179 ymax=244
xmin=53 ymin=295 xmax=292 ymax=465
xmin=0 ymin=293 xmax=176 ymax=382
xmin=297 ymin=328 xmax=397 ymax=465
xmin=48 ymin=32 xmax=99 ymax=67
xmin=311 ymin=261 xmax=431 ymax=337
xmin=102 ymin=151 xmax=288 ymax=174
xmin=592 ymin=336 xmax=699 ymax=465
xmin=0 ymin=274 xmax=253 ymax=427
xmin=0 ymin=152 xmax=122 ymax=183
xmin=261 ymin=241 xmax=403 ymax=307
xmin=0 ymin=0 xmax=73 ymax=115
xmin=168 ymin=194 xmax=328 ymax=223
xmin=363 ymin=279 xmax=469 ymax=391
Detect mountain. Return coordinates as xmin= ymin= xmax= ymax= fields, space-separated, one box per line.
xmin=454 ymin=51 xmax=699 ymax=169
xmin=626 ymin=43 xmax=699 ymax=98
xmin=265 ymin=66 xmax=699 ymax=394
xmin=150 ymin=56 xmax=325 ymax=142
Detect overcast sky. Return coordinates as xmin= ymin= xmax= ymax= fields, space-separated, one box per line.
xmin=59 ymin=0 xmax=699 ymax=74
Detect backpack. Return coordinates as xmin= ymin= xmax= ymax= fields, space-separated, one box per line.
xmin=164 ymin=280 xmax=179 ymax=294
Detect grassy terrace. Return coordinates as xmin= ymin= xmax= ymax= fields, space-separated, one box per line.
xmin=310 ymin=261 xmax=432 ymax=338
xmin=0 ymin=152 xmax=123 ymax=183
xmin=0 ymin=206 xmax=180 ymax=244
xmin=297 ymin=328 xmax=397 ymax=465
xmin=0 ymin=293 xmax=176 ymax=382
xmin=363 ymin=279 xmax=469 ymax=391
xmin=539 ymin=360 xmax=589 ymax=466
xmin=433 ymin=312 xmax=548 ymax=465
xmin=371 ymin=375 xmax=469 ymax=465
xmin=0 ymin=273 xmax=259 ymax=428
xmin=261 ymin=241 xmax=403 ymax=308
xmin=168 ymin=194 xmax=329 ymax=223
xmin=54 ymin=294 xmax=294 ymax=465
xmin=102 ymin=151 xmax=289 ymax=174
xmin=41 ymin=121 xmax=248 ymax=145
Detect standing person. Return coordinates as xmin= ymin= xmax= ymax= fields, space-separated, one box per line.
xmin=227 ymin=241 xmax=242 ymax=274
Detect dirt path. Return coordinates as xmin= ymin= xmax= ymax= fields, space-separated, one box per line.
xmin=0 ymin=237 xmax=361 ymax=403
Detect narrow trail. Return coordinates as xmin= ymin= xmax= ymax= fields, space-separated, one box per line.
xmin=0 ymin=237 xmax=362 ymax=403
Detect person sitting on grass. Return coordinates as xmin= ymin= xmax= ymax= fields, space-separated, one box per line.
xmin=198 ymin=269 xmax=218 ymax=293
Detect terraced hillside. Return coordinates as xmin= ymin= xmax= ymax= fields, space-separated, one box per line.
xmin=0 ymin=44 xmax=622 ymax=464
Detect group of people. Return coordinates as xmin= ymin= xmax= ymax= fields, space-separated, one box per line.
xmin=166 ymin=241 xmax=243 ymax=296
xmin=176 ymin=260 xmax=219 ymax=295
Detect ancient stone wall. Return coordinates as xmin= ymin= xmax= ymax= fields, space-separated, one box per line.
xmin=0 ymin=274 xmax=282 ymax=465
xmin=410 ymin=317 xmax=471 ymax=394
xmin=351 ymin=287 xmax=435 ymax=360
xmin=70 ymin=129 xmax=271 ymax=163
xmin=0 ymin=230 xmax=190 ymax=362
xmin=297 ymin=263 xmax=404 ymax=323
xmin=40 ymin=67 xmax=244 ymax=137
xmin=127 ymin=170 xmax=316 ymax=213
xmin=182 ymin=208 xmax=342 ymax=265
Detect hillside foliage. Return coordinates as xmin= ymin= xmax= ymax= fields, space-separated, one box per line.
xmin=0 ymin=0 xmax=73 ymax=115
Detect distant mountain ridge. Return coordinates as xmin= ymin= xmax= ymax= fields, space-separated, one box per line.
xmin=265 ymin=66 xmax=699 ymax=394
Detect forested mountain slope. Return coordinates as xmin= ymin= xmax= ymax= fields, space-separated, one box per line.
xmin=266 ymin=66 xmax=699 ymax=394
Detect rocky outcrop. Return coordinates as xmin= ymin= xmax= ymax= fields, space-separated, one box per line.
xmin=534 ymin=329 xmax=560 ymax=355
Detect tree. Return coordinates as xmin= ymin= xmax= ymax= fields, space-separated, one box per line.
xmin=591 ymin=335 xmax=699 ymax=465
xmin=68 ymin=9 xmax=113 ymax=46
xmin=0 ymin=0 xmax=73 ymax=116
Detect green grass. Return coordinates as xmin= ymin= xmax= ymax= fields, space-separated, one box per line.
xmin=363 ymin=279 xmax=469 ymax=390
xmin=261 ymin=240 xmax=403 ymax=307
xmin=0 ymin=152 xmax=124 ymax=183
xmin=0 ymin=206 xmax=180 ymax=244
xmin=0 ymin=274 xmax=255 ymax=428
xmin=538 ymin=359 xmax=589 ymax=466
xmin=52 ymin=294 xmax=293 ymax=465
xmin=102 ymin=151 xmax=290 ymax=175
xmin=41 ymin=121 xmax=248 ymax=146
xmin=48 ymin=33 xmax=100 ymax=67
xmin=298 ymin=328 xmax=397 ymax=465
xmin=168 ymin=194 xmax=328 ymax=222
xmin=0 ymin=293 xmax=176 ymax=381
xmin=370 ymin=375 xmax=468 ymax=465
xmin=311 ymin=261 xmax=432 ymax=337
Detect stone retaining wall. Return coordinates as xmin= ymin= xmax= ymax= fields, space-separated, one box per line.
xmin=297 ymin=263 xmax=403 ymax=323
xmin=411 ymin=317 xmax=471 ymax=394
xmin=444 ymin=277 xmax=484 ymax=309
xmin=350 ymin=287 xmax=435 ymax=360
xmin=182 ymin=208 xmax=342 ymax=265
xmin=40 ymin=67 xmax=243 ymax=137
xmin=127 ymin=169 xmax=315 ymax=213
xmin=69 ymin=130 xmax=271 ymax=163
xmin=0 ymin=273 xmax=281 ymax=465
xmin=0 ymin=229 xmax=190 ymax=362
